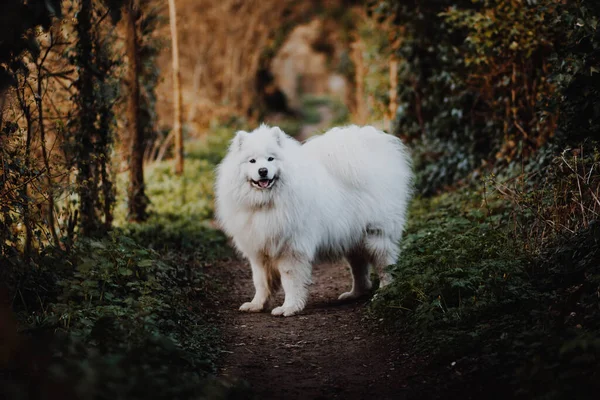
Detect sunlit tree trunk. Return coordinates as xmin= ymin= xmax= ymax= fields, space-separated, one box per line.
xmin=169 ymin=0 xmax=184 ymax=175
xmin=351 ymin=38 xmax=367 ymax=125
xmin=125 ymin=0 xmax=148 ymax=222
xmin=386 ymin=58 xmax=398 ymax=133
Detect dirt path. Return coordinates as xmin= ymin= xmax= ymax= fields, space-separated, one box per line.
xmin=296 ymin=104 xmax=335 ymax=142
xmin=213 ymin=257 xmax=422 ymax=400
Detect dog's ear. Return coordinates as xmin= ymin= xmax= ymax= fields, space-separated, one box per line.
xmin=272 ymin=127 xmax=285 ymax=147
xmin=231 ymin=130 xmax=248 ymax=151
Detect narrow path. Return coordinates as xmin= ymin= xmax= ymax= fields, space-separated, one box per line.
xmin=296 ymin=104 xmax=335 ymax=142
xmin=213 ymin=258 xmax=422 ymax=400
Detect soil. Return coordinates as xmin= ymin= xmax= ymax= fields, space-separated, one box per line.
xmin=212 ymin=257 xmax=424 ymax=400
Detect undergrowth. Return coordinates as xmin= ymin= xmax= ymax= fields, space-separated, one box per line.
xmin=371 ymin=189 xmax=600 ymax=399
xmin=1 ymin=128 xmax=242 ymax=400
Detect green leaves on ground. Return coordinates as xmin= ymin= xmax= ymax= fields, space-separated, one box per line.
xmin=371 ymin=190 xmax=600 ymax=399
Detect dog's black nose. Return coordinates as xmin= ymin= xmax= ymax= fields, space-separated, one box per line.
xmin=258 ymin=167 xmax=268 ymax=177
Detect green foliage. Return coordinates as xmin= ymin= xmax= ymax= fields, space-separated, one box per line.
xmin=114 ymin=128 xmax=233 ymax=257
xmin=302 ymin=95 xmax=350 ymax=127
xmin=0 ymin=232 xmax=231 ymax=400
xmin=354 ymin=13 xmax=396 ymax=124
xmin=440 ymin=0 xmax=557 ymax=161
xmin=186 ymin=127 xmax=236 ymax=166
xmin=368 ymin=0 xmax=476 ymax=194
xmin=548 ymin=1 xmax=600 ymax=145
xmin=51 ymin=233 xmax=219 ymax=362
xmin=138 ymin=1 xmax=167 ymax=160
xmin=2 ymin=130 xmax=236 ymax=399
xmin=369 ymin=0 xmax=600 ymax=195
xmin=372 ymin=191 xmax=531 ymax=334
xmin=371 ymin=190 xmax=600 ymax=399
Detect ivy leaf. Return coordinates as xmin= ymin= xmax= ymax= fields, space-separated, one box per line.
xmin=89 ymin=240 xmax=107 ymax=249
xmin=138 ymin=259 xmax=154 ymax=267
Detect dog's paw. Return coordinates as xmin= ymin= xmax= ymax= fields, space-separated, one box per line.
xmin=338 ymin=290 xmax=369 ymax=301
xmin=338 ymin=291 xmax=360 ymax=301
xmin=239 ymin=302 xmax=264 ymax=312
xmin=271 ymin=305 xmax=301 ymax=317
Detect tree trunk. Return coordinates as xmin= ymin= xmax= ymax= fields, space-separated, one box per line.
xmin=125 ymin=0 xmax=148 ymax=222
xmin=75 ymin=0 xmax=99 ymax=235
xmin=386 ymin=58 xmax=398 ymax=133
xmin=351 ymin=38 xmax=367 ymax=125
xmin=169 ymin=0 xmax=184 ymax=175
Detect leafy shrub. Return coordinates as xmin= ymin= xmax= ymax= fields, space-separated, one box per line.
xmin=372 ymin=191 xmax=532 ymax=340
xmin=1 ymin=130 xmax=238 ymax=400
xmin=50 ymin=233 xmax=219 ymax=361
xmin=368 ymin=0 xmax=600 ymax=195
xmin=371 ymin=190 xmax=600 ymax=399
xmin=549 ymin=1 xmax=600 ymax=146
xmin=0 ymin=231 xmax=240 ymax=400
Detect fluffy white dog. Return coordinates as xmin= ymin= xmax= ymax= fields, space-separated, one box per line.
xmin=214 ymin=124 xmax=413 ymax=316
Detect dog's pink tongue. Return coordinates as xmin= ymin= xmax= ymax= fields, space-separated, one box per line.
xmin=259 ymin=180 xmax=269 ymax=188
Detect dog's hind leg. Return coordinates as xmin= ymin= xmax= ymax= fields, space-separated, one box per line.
xmin=364 ymin=234 xmax=399 ymax=288
xmin=271 ymin=256 xmax=312 ymax=317
xmin=239 ymin=257 xmax=277 ymax=312
xmin=338 ymin=251 xmax=373 ymax=300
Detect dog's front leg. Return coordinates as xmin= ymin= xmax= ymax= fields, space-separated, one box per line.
xmin=271 ymin=257 xmax=311 ymax=317
xmin=239 ymin=259 xmax=270 ymax=312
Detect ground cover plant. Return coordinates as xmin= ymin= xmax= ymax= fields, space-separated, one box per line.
xmin=371 ymin=185 xmax=600 ymax=399
xmin=0 ymin=129 xmax=244 ymax=400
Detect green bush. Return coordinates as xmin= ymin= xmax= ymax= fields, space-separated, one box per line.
xmin=2 ymin=130 xmax=238 ymax=400
xmin=372 ymin=191 xmax=532 ymax=339
xmin=368 ymin=0 xmax=600 ymax=194
xmin=371 ymin=189 xmax=600 ymax=399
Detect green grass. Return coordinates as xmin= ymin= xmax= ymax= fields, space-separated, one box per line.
xmin=2 ymin=128 xmax=244 ymax=400
xmin=371 ymin=189 xmax=600 ymax=399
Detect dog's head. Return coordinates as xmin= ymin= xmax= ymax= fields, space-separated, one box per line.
xmin=216 ymin=124 xmax=302 ymax=210
xmin=230 ymin=124 xmax=291 ymax=193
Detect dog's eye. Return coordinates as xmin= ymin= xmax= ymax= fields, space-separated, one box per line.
xmin=267 ymin=157 xmax=274 ymax=162
xmin=249 ymin=159 xmax=256 ymax=164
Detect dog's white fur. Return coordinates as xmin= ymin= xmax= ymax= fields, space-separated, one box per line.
xmin=214 ymin=124 xmax=413 ymax=316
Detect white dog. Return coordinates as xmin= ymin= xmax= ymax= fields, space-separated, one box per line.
xmin=214 ymin=124 xmax=413 ymax=316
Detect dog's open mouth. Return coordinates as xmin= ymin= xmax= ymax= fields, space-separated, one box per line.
xmin=250 ymin=177 xmax=276 ymax=189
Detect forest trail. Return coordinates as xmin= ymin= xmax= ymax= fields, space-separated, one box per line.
xmin=296 ymin=104 xmax=335 ymax=142
xmin=213 ymin=258 xmax=421 ymax=400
